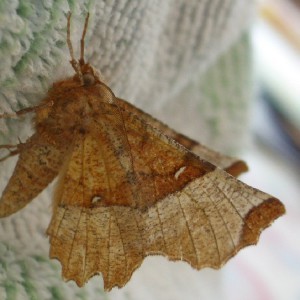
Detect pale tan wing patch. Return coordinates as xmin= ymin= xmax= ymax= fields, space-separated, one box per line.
xmin=47 ymin=168 xmax=284 ymax=291
xmin=137 ymin=169 xmax=284 ymax=267
xmin=116 ymin=98 xmax=248 ymax=177
xmin=47 ymin=206 xmax=144 ymax=289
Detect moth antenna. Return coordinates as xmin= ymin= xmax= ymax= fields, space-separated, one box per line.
xmin=67 ymin=12 xmax=83 ymax=81
xmin=80 ymin=12 xmax=90 ymax=65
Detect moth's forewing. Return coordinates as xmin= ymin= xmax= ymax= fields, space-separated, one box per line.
xmin=117 ymin=98 xmax=248 ymax=177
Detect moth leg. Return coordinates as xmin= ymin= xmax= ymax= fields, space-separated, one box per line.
xmin=0 ymin=101 xmax=54 ymax=119
xmin=0 ymin=150 xmax=20 ymax=162
xmin=0 ymin=139 xmax=26 ymax=162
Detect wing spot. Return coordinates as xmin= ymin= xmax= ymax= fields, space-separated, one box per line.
xmin=92 ymin=195 xmax=102 ymax=204
xmin=174 ymin=166 xmax=186 ymax=180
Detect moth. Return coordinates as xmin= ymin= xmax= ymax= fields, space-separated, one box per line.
xmin=0 ymin=13 xmax=285 ymax=291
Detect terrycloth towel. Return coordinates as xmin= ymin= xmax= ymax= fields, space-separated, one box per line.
xmin=0 ymin=1 xmax=253 ymax=299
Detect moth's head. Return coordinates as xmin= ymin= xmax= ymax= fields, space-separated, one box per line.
xmin=73 ymin=61 xmax=100 ymax=86
xmin=67 ymin=12 xmax=103 ymax=86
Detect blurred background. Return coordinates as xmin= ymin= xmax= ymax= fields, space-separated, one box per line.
xmin=226 ymin=0 xmax=300 ymax=299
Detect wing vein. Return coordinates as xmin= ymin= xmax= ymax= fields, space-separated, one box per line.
xmin=215 ymin=184 xmax=254 ymax=233
xmin=82 ymin=136 xmax=88 ymax=280
xmin=176 ymin=195 xmax=199 ymax=265
xmin=116 ymin=106 xmax=141 ymax=206
xmin=203 ymin=188 xmax=236 ymax=250
xmin=107 ymin=208 xmax=112 ymax=287
xmin=183 ymin=189 xmax=221 ymax=266
xmin=155 ymin=204 xmax=168 ymax=253
xmin=133 ymin=211 xmax=145 ymax=254
xmin=98 ymin=134 xmax=113 ymax=202
xmin=66 ymin=208 xmax=83 ymax=273
xmin=112 ymin=207 xmax=128 ymax=277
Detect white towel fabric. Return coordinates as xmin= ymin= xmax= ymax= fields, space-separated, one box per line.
xmin=0 ymin=1 xmax=254 ymax=299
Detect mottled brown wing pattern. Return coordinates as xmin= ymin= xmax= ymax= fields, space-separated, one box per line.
xmin=52 ymin=97 xmax=215 ymax=210
xmin=47 ymin=89 xmax=284 ymax=290
xmin=117 ymin=108 xmax=215 ymax=209
xmin=53 ymin=133 xmax=137 ymax=209
xmin=0 ymin=134 xmax=68 ymax=217
xmin=116 ymin=98 xmax=248 ymax=177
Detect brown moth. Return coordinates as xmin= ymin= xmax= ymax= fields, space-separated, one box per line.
xmin=0 ymin=13 xmax=285 ymax=291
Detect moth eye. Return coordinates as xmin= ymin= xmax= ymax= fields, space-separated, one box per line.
xmin=83 ymin=73 xmax=95 ymax=86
